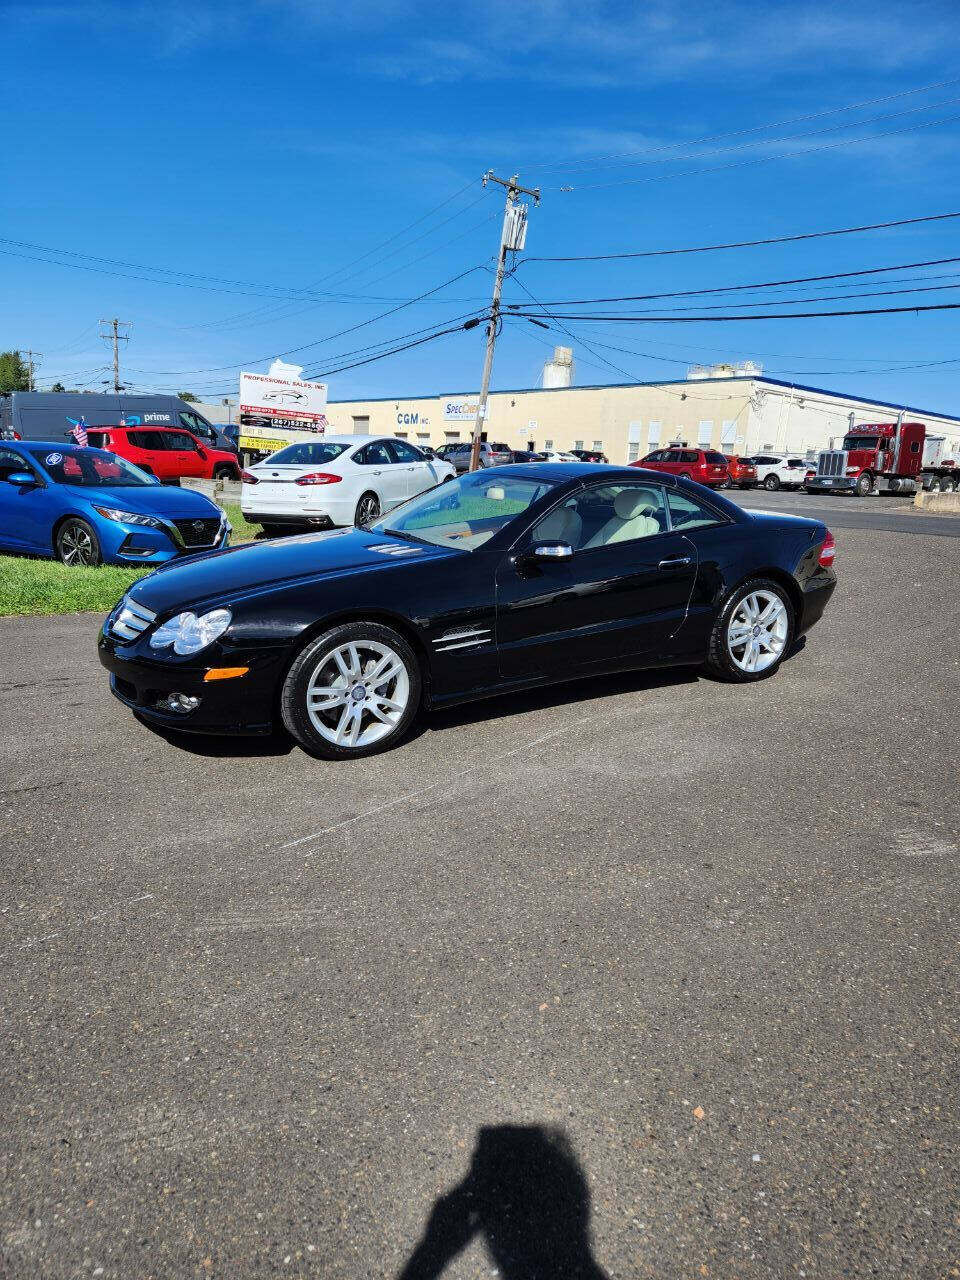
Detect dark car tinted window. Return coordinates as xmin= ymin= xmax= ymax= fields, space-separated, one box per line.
xmin=0 ymin=448 xmax=38 ymax=481
xmin=269 ymin=441 xmax=349 ymax=465
xmin=386 ymin=439 xmax=420 ymax=463
xmin=127 ymin=430 xmax=168 ymax=451
xmin=680 ymin=451 xmax=699 ymax=463
xmin=162 ymin=431 xmax=198 ymax=450
xmin=668 ymin=489 xmax=723 ymax=531
xmin=354 ymin=441 xmax=394 ymax=466
xmin=705 ymin=452 xmax=727 ymax=464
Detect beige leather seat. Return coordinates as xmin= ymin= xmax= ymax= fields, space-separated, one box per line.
xmin=585 ymin=489 xmax=661 ymax=548
xmin=535 ymin=502 xmax=583 ymax=548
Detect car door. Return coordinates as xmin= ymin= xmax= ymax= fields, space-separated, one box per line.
xmin=495 ymin=480 xmax=698 ymax=679
xmin=161 ymin=429 xmax=205 ymax=479
xmin=386 ymin=438 xmax=433 ymax=498
xmin=352 ymin=439 xmax=408 ymax=510
xmin=0 ymin=447 xmax=51 ymax=550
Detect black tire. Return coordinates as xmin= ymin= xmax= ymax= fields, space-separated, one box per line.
xmin=281 ymin=622 xmax=422 ymax=759
xmin=855 ymin=471 xmax=873 ymax=497
xmin=703 ymin=576 xmax=795 ymax=684
xmin=721 ymin=477 xmax=732 ymax=490
xmin=213 ymin=464 xmax=237 ymax=481
xmin=763 ymin=474 xmax=780 ymax=491
xmin=927 ymin=476 xmax=941 ymax=493
xmin=940 ymin=476 xmax=955 ymax=493
xmin=355 ymin=492 xmax=380 ymax=527
xmin=56 ymin=517 xmax=102 ymax=567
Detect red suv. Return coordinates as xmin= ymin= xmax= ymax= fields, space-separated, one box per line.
xmin=632 ymin=447 xmax=729 ymax=488
xmin=722 ymin=455 xmax=758 ymax=489
xmin=86 ymin=426 xmax=241 ymax=485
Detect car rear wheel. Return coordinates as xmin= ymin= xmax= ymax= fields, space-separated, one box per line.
xmin=355 ymin=492 xmax=380 ymax=527
xmin=763 ymin=474 xmax=780 ymax=490
xmin=56 ymin=517 xmax=102 ymax=567
xmin=281 ymin=622 xmax=421 ymax=759
xmin=940 ymin=476 xmax=955 ymax=492
xmin=704 ymin=578 xmax=794 ymax=683
xmin=213 ymin=463 xmax=237 ymax=481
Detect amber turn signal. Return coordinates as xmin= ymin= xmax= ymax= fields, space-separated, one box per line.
xmin=203 ymin=666 xmax=250 ymax=682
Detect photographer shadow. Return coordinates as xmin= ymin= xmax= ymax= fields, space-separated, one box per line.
xmin=397 ymin=1124 xmax=609 ymax=1280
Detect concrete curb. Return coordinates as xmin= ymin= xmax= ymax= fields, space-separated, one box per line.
xmin=914 ymin=489 xmax=960 ymax=514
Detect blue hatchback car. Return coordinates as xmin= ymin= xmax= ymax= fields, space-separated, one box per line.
xmin=0 ymin=440 xmax=230 ymax=566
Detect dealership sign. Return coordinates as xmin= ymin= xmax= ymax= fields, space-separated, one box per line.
xmin=443 ymin=398 xmax=481 ymax=422
xmin=239 ymin=370 xmax=329 ymax=425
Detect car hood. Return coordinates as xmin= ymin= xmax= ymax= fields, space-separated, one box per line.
xmin=126 ymin=526 xmax=452 ymax=615
xmin=64 ymin=484 xmax=220 ymax=518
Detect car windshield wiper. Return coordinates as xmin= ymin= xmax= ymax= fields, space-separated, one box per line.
xmin=381 ymin=527 xmax=431 ymax=546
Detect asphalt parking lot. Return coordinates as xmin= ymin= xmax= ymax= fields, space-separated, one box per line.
xmin=2 ymin=491 xmax=958 ymax=1279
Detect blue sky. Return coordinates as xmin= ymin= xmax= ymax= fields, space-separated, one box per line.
xmin=3 ymin=0 xmax=960 ymax=412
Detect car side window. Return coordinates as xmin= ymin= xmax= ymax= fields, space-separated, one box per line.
xmin=164 ymin=431 xmax=198 ymax=450
xmin=680 ymin=451 xmax=698 ymax=463
xmin=354 ymin=442 xmax=393 ymax=466
xmin=179 ymin=412 xmax=212 ymax=439
xmin=532 ymin=483 xmax=669 ymax=552
xmin=126 ymin=430 xmax=163 ymax=450
xmin=386 ymin=439 xmax=420 ymax=463
xmin=0 ymin=448 xmax=35 ymax=481
xmin=668 ymin=489 xmax=723 ymax=531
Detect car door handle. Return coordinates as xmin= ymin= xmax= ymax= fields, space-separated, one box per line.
xmin=659 ymin=555 xmax=692 ymax=568
xmin=372 ymin=469 xmax=382 ymax=475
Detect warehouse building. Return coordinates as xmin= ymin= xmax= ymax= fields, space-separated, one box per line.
xmin=318 ymin=352 xmax=960 ymax=463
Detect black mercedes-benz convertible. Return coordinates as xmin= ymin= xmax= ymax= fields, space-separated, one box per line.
xmin=99 ymin=463 xmax=836 ymax=759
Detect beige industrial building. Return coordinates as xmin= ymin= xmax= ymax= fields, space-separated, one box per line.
xmin=309 ymin=354 xmax=960 ymax=463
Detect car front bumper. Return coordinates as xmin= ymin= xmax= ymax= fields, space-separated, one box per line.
xmin=98 ymin=627 xmax=287 ymax=735
xmin=98 ymin=516 xmax=229 ymax=566
xmin=804 ymin=477 xmax=855 ymax=492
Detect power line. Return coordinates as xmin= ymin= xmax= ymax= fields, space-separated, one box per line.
xmin=509 ymin=255 xmax=960 ymax=307
xmin=508 ymin=301 xmax=960 ymax=323
xmin=123 ymin=265 xmax=489 ymax=377
xmin=520 ymin=210 xmax=960 ymax=265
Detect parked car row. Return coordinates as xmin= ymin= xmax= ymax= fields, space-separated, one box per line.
xmin=631 ymin=447 xmax=812 ymax=491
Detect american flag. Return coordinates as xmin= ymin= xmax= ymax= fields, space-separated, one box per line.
xmin=70 ymin=417 xmax=88 ymax=447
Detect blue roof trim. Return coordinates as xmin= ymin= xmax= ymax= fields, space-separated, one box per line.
xmin=329 ymin=375 xmax=960 ymax=425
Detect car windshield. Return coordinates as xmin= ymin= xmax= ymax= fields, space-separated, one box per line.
xmin=25 ymin=446 xmax=153 ymax=487
xmin=267 ymin=441 xmax=349 ymax=465
xmin=373 ymin=471 xmax=555 ymax=551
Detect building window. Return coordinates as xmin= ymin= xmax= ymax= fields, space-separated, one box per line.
xmin=544 ymin=439 xmax=554 ymax=449
xmin=444 ymin=431 xmax=460 ymax=440
xmin=721 ymin=419 xmax=737 ymax=447
xmin=417 ymin=432 xmax=429 ymax=441
xmin=574 ymin=439 xmax=584 ymax=450
xmin=647 ymin=421 xmax=660 ymax=445
xmin=395 ymin=431 xmax=408 ymax=439
xmin=593 ymin=439 xmax=602 ymax=450
xmin=352 ymin=415 xmax=370 ymax=433
xmin=698 ymin=419 xmax=713 ymax=446
xmin=627 ymin=442 xmax=640 ymax=462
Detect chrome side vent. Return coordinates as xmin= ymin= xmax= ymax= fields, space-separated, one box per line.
xmin=110 ymin=596 xmax=157 ymax=641
xmin=368 ymin=544 xmax=423 ymax=557
xmin=433 ymin=627 xmax=492 ymax=653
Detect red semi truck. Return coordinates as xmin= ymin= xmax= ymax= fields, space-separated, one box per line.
xmin=804 ymin=420 xmax=960 ymax=496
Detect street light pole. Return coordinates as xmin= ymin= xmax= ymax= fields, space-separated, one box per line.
xmin=469 ymin=172 xmax=539 ymax=471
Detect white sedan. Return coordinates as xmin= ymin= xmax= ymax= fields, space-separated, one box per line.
xmin=240 ymin=435 xmax=455 ymax=532
xmin=539 ymin=450 xmax=580 ymax=463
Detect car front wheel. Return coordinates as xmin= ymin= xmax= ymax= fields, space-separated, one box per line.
xmin=763 ymin=474 xmax=780 ymax=490
xmin=281 ymin=622 xmax=422 ymax=759
xmin=56 ymin=517 xmax=102 ymax=567
xmin=704 ymin=578 xmax=794 ymax=682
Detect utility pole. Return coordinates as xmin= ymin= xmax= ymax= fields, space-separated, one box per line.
xmin=99 ymin=318 xmax=132 ymax=393
xmin=18 ymin=350 xmax=41 ymax=391
xmin=469 ymin=172 xmax=540 ymax=471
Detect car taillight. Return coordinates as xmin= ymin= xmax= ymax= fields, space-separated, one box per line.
xmin=818 ymin=530 xmax=836 ymax=567
xmin=295 ymin=472 xmax=342 ymax=486
xmin=240 ymin=469 xmax=259 ymax=484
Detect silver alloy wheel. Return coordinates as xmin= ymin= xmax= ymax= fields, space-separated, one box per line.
xmin=726 ymin=590 xmax=789 ymax=673
xmin=305 ymin=640 xmax=410 ymax=748
xmin=60 ymin=523 xmax=95 ymax=566
xmin=356 ymin=493 xmax=380 ymax=526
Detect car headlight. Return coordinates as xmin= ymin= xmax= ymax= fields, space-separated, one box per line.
xmin=94 ymin=506 xmax=165 ymax=529
xmin=149 ymin=607 xmax=232 ymax=655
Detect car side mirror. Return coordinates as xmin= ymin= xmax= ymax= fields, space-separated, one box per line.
xmin=532 ymin=541 xmax=574 ymax=560
xmin=6 ymin=471 xmax=38 ymax=487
